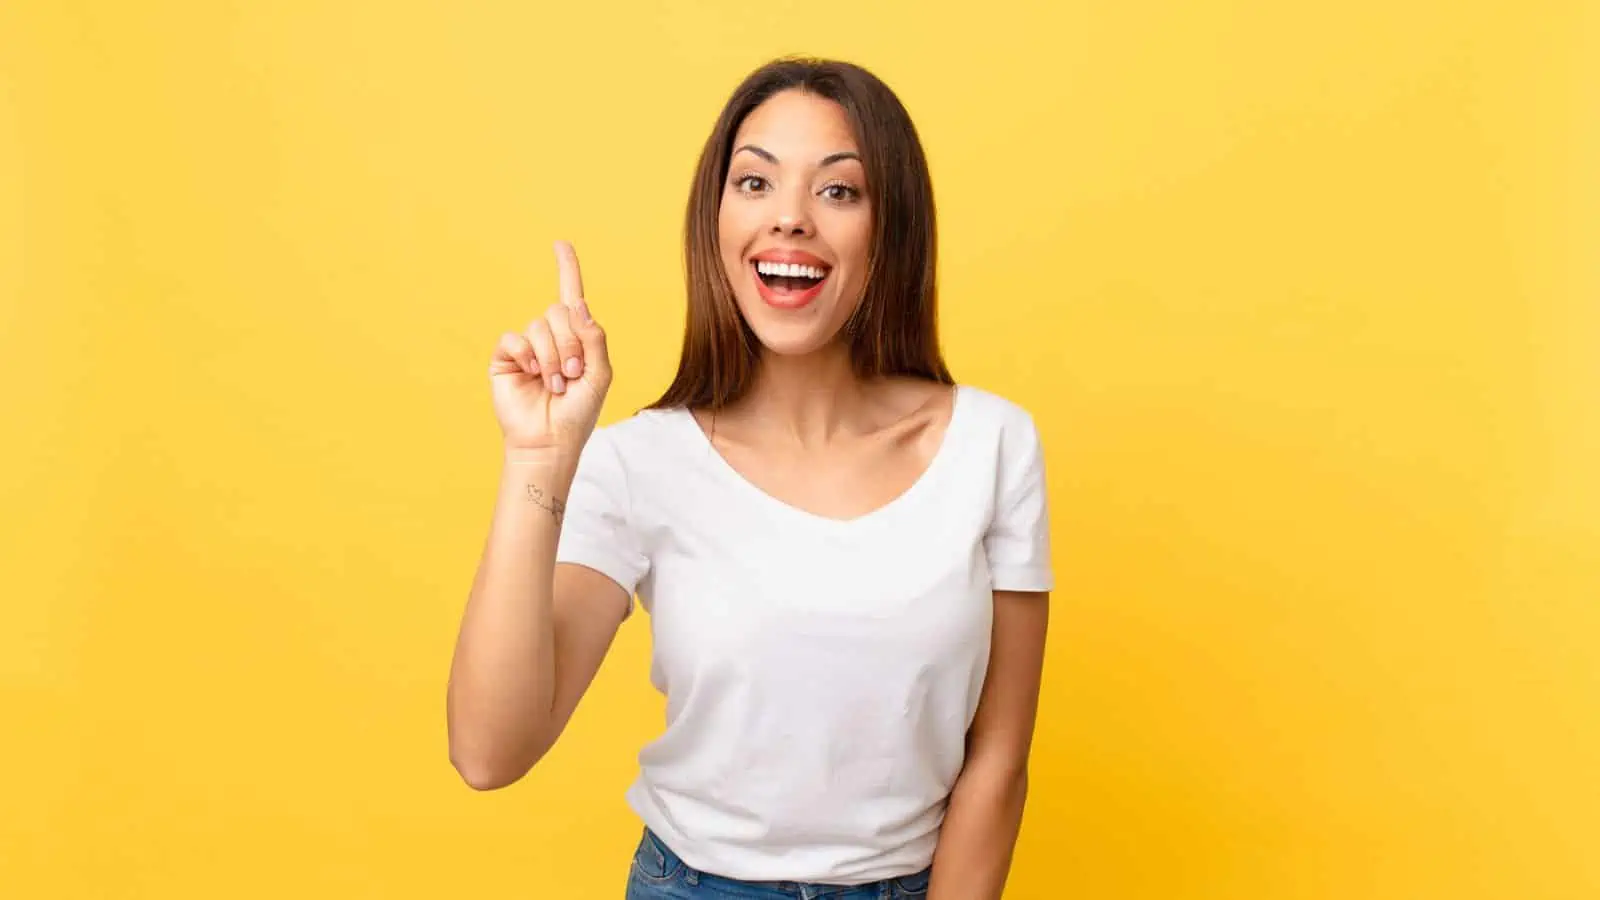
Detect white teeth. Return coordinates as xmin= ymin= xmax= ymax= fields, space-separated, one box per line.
xmin=756 ymin=260 xmax=827 ymax=279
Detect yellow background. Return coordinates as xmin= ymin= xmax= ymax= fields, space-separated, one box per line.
xmin=3 ymin=1 xmax=1596 ymax=897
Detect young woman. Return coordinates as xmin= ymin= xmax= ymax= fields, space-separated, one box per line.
xmin=448 ymin=58 xmax=1053 ymax=899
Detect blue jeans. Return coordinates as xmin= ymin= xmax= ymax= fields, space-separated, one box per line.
xmin=625 ymin=828 xmax=932 ymax=899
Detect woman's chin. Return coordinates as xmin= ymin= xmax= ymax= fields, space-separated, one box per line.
xmin=734 ymin=290 xmax=857 ymax=359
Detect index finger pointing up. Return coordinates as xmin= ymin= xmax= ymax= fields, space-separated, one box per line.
xmin=554 ymin=240 xmax=585 ymax=308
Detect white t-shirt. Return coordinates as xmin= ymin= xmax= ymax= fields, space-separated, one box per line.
xmin=555 ymin=383 xmax=1053 ymax=885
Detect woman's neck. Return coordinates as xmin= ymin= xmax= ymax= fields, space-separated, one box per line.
xmin=734 ymin=342 xmax=875 ymax=447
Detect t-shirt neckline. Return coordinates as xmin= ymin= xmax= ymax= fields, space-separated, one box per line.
xmin=671 ymin=384 xmax=970 ymax=531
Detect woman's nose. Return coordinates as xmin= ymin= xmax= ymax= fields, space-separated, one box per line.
xmin=770 ymin=201 xmax=814 ymax=237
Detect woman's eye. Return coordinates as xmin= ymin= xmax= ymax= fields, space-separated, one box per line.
xmin=736 ymin=174 xmax=769 ymax=192
xmin=821 ymin=183 xmax=860 ymax=202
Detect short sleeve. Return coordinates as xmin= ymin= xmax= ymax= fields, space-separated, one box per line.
xmin=555 ymin=428 xmax=650 ymax=603
xmin=984 ymin=411 xmax=1055 ymax=592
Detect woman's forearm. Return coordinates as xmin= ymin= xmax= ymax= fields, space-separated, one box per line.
xmin=446 ymin=448 xmax=577 ymax=789
xmin=928 ymin=763 xmax=1029 ymax=899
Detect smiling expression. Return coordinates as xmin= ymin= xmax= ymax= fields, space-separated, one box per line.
xmin=718 ymin=89 xmax=873 ymax=357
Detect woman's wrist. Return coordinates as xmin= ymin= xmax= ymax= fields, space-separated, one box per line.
xmin=503 ymin=442 xmax=582 ymax=474
xmin=502 ymin=443 xmax=581 ymax=515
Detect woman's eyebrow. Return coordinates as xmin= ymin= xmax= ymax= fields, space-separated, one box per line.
xmin=732 ymin=144 xmax=779 ymax=164
xmin=731 ymin=145 xmax=862 ymax=168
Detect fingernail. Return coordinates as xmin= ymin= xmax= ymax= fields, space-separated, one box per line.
xmin=549 ymin=373 xmax=566 ymax=394
xmin=575 ymin=299 xmax=592 ymax=323
xmin=563 ymin=357 xmax=582 ymax=378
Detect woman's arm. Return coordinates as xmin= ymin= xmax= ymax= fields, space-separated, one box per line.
xmin=445 ymin=450 xmax=630 ymax=790
xmin=928 ymin=589 xmax=1050 ymax=899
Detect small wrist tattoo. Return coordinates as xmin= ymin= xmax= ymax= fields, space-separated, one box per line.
xmin=525 ymin=484 xmax=565 ymax=524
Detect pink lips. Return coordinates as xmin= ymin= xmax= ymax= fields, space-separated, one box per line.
xmin=753 ymin=266 xmax=827 ymax=309
xmin=750 ymin=249 xmax=832 ymax=310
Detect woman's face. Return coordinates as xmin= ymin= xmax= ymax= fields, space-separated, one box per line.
xmin=718 ymin=89 xmax=872 ymax=358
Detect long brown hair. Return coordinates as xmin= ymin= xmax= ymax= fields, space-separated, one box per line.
xmin=648 ymin=57 xmax=953 ymax=412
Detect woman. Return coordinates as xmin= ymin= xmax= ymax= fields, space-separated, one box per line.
xmin=447 ymin=57 xmax=1053 ymax=899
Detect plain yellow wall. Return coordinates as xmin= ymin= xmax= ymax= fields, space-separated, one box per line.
xmin=3 ymin=1 xmax=1596 ymax=897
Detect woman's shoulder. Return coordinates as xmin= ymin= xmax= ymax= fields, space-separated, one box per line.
xmin=950 ymin=385 xmax=1049 ymax=506
xmin=953 ymin=382 xmax=1041 ymax=436
xmin=589 ymin=404 xmax=685 ymax=454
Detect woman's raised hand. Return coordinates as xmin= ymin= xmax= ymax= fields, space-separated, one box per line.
xmin=488 ymin=241 xmax=612 ymax=454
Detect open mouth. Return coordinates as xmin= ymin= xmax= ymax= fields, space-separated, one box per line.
xmin=753 ymin=259 xmax=831 ymax=295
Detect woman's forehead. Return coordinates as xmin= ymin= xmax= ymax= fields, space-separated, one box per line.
xmin=734 ymin=91 xmax=859 ymax=157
